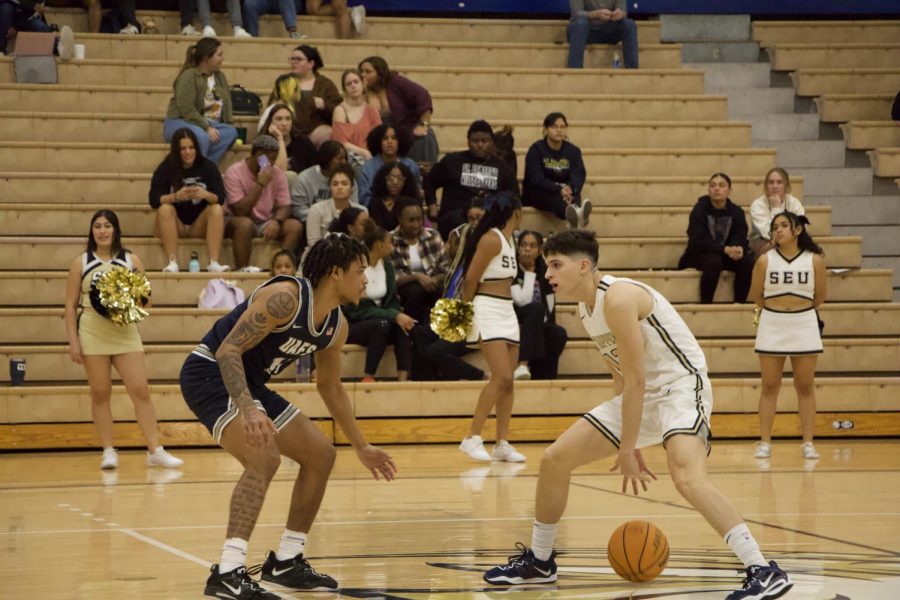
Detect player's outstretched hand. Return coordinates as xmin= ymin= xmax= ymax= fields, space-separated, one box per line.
xmin=242 ymin=409 xmax=277 ymax=447
xmin=357 ymin=445 xmax=398 ymax=481
xmin=611 ymin=448 xmax=657 ymax=496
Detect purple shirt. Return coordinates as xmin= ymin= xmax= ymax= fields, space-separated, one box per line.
xmin=386 ymin=74 xmax=433 ymax=135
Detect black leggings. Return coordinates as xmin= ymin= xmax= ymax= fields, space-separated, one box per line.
xmin=515 ymin=303 xmax=568 ymax=379
xmin=397 ymin=280 xmax=440 ymax=325
xmin=680 ymin=251 xmax=754 ymax=303
xmin=346 ymin=318 xmax=412 ymax=376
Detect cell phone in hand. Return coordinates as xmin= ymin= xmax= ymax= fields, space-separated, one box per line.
xmin=257 ymin=154 xmax=270 ymax=170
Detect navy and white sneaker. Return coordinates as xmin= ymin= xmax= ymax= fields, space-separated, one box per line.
xmin=483 ymin=543 xmax=557 ymax=585
xmin=726 ymin=560 xmax=793 ymax=599
xmin=204 ymin=564 xmax=279 ymax=599
xmin=258 ymin=551 xmax=338 ymax=591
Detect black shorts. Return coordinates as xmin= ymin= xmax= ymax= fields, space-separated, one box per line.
xmin=180 ymin=354 xmax=300 ymax=443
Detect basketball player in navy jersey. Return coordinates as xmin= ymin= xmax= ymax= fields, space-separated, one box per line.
xmin=180 ymin=234 xmax=397 ymax=599
xmin=484 ymin=230 xmax=792 ymax=600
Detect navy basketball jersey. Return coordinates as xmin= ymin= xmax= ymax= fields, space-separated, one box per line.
xmin=191 ymin=275 xmax=343 ymax=389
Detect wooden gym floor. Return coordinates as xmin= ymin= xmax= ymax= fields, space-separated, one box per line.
xmin=2 ymin=440 xmax=899 ymax=599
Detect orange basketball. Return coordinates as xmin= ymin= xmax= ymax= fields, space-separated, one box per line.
xmin=607 ymin=520 xmax=669 ymax=582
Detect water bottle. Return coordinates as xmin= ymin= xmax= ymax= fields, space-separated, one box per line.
xmin=188 ymin=251 xmax=201 ymax=273
xmin=296 ymin=355 xmax=311 ymax=383
xmin=612 ymin=51 xmax=622 ymax=69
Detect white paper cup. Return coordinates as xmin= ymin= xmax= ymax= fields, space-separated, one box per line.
xmin=74 ymin=44 xmax=86 ymax=60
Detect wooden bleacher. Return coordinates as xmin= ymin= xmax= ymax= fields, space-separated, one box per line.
xmin=0 ymin=13 xmax=897 ymax=449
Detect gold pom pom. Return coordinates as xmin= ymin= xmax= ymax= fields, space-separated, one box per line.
xmin=429 ymin=298 xmax=474 ymax=343
xmin=96 ymin=267 xmax=152 ymax=326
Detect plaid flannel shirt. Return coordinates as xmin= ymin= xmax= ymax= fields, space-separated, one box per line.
xmin=391 ymin=226 xmax=449 ymax=278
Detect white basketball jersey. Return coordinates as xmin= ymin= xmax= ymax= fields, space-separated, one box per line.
xmin=578 ymin=275 xmax=708 ymax=390
xmin=763 ymin=248 xmax=815 ymax=300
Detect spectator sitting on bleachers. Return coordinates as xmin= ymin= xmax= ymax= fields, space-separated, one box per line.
xmin=84 ymin=0 xmax=140 ymax=34
xmin=567 ymin=0 xmax=639 ymax=69
xmin=178 ymin=0 xmax=250 ymax=37
xmin=306 ymin=164 xmax=367 ymax=249
xmin=305 ymin=0 xmax=366 ymax=39
xmin=241 ymin=0 xmax=303 ymax=38
xmin=163 ymin=37 xmax=238 ymax=165
xmin=391 ymin=196 xmax=448 ymax=324
xmin=678 ymin=172 xmax=754 ymax=304
xmin=259 ymin=101 xmax=317 ymax=190
xmin=357 ymin=124 xmax=421 ymax=208
xmin=510 ymin=231 xmax=568 ymax=381
xmin=368 ymin=161 xmax=421 ymax=232
xmin=359 ymin=56 xmax=439 ymax=166
xmin=749 ymin=167 xmax=805 ymax=257
xmin=271 ymin=248 xmax=299 ymax=276
xmin=223 ymin=135 xmax=302 ymax=271
xmin=258 ymin=73 xmax=301 ymax=131
xmin=332 ymin=69 xmax=383 ymax=169
xmin=285 ymin=45 xmax=342 ymax=147
xmin=425 ymin=119 xmax=519 ymax=240
xmin=445 ymin=198 xmax=485 ymax=270
xmin=149 ymin=127 xmax=229 ymax=273
xmin=343 ymin=220 xmax=416 ymax=383
xmin=290 ymin=140 xmax=358 ymax=224
xmin=523 ymin=112 xmax=591 ymax=229
xmin=327 ymin=205 xmax=368 ymax=242
xmin=0 ymin=0 xmax=57 ymax=56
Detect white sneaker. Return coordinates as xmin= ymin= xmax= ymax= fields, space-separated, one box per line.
xmin=119 ymin=24 xmax=140 ymax=35
xmin=492 ymin=440 xmax=526 ymax=463
xmin=181 ymin=24 xmax=201 ymax=36
xmin=162 ymin=259 xmax=179 ymax=273
xmin=58 ymin=25 xmax=75 ymax=61
xmin=801 ymin=442 xmax=819 ymax=459
xmin=578 ymin=198 xmax=592 ymax=228
xmin=565 ymin=204 xmax=579 ymax=229
xmin=202 ymin=25 xmax=217 ymax=37
xmin=100 ymin=448 xmax=118 ymax=470
xmin=237 ymin=265 xmax=262 ymax=273
xmin=147 ymin=446 xmax=184 ymax=468
xmin=459 ymin=435 xmax=492 ymax=462
xmin=513 ymin=364 xmax=531 ymax=381
xmin=233 ymin=26 xmax=252 ymax=38
xmin=207 ymin=261 xmax=231 ymax=273
xmin=753 ymin=441 xmax=771 ymax=459
xmin=351 ymin=5 xmax=367 ymax=34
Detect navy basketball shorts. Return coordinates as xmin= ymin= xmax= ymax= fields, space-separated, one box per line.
xmin=180 ymin=354 xmax=300 ymax=443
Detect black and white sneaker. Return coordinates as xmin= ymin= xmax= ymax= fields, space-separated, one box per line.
xmin=259 ymin=551 xmax=339 ymax=591
xmin=204 ymin=564 xmax=279 ymax=599
xmin=483 ymin=543 xmax=557 ymax=585
xmin=726 ymin=560 xmax=793 ymax=599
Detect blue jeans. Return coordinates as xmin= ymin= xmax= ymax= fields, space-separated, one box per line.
xmin=567 ymin=15 xmax=639 ymax=69
xmin=242 ymin=0 xmax=300 ymax=36
xmin=163 ymin=119 xmax=238 ymax=165
xmin=1 ymin=2 xmax=52 ymax=55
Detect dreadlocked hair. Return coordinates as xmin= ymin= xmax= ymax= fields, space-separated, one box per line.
xmin=301 ymin=233 xmax=369 ymax=288
xmin=771 ymin=210 xmax=824 ymax=256
xmin=461 ymin=191 xmax=521 ymax=277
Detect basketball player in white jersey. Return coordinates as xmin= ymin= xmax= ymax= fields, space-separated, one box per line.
xmin=484 ymin=230 xmax=793 ymax=600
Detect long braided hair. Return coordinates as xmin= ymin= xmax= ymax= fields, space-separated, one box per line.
xmin=301 ymin=233 xmax=369 ymax=288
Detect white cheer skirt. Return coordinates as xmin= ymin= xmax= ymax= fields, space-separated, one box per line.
xmin=467 ymin=294 xmax=520 ymax=345
xmin=754 ymin=307 xmax=822 ymax=355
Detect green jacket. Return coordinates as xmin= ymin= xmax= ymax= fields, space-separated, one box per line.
xmin=343 ymin=259 xmax=402 ymax=323
xmin=165 ymin=68 xmax=233 ymax=129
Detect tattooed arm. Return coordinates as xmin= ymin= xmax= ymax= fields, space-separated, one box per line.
xmin=215 ymin=281 xmax=299 ymax=447
xmin=316 ymin=319 xmax=398 ymax=481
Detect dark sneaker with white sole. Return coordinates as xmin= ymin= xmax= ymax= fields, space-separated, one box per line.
xmin=204 ymin=564 xmax=279 ymax=599
xmin=259 ymin=551 xmax=339 ymax=591
xmin=484 ymin=543 xmax=558 ymax=585
xmin=726 ymin=560 xmax=793 ymax=599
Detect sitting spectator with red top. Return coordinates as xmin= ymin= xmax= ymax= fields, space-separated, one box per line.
xmin=332 ymin=68 xmax=382 ymax=168
xmin=223 ymin=135 xmax=302 ymax=271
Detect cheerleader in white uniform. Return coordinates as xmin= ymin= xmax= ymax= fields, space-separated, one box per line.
xmin=749 ymin=211 xmax=826 ymax=460
xmin=458 ymin=191 xmax=526 ymax=462
xmin=64 ymin=210 xmax=183 ymax=470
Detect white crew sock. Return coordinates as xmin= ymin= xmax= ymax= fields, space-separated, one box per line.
xmin=724 ymin=523 xmax=768 ymax=568
xmin=276 ymin=529 xmax=308 ymax=561
xmin=219 ymin=537 xmax=248 ymax=574
xmin=531 ymin=520 xmax=559 ymax=562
